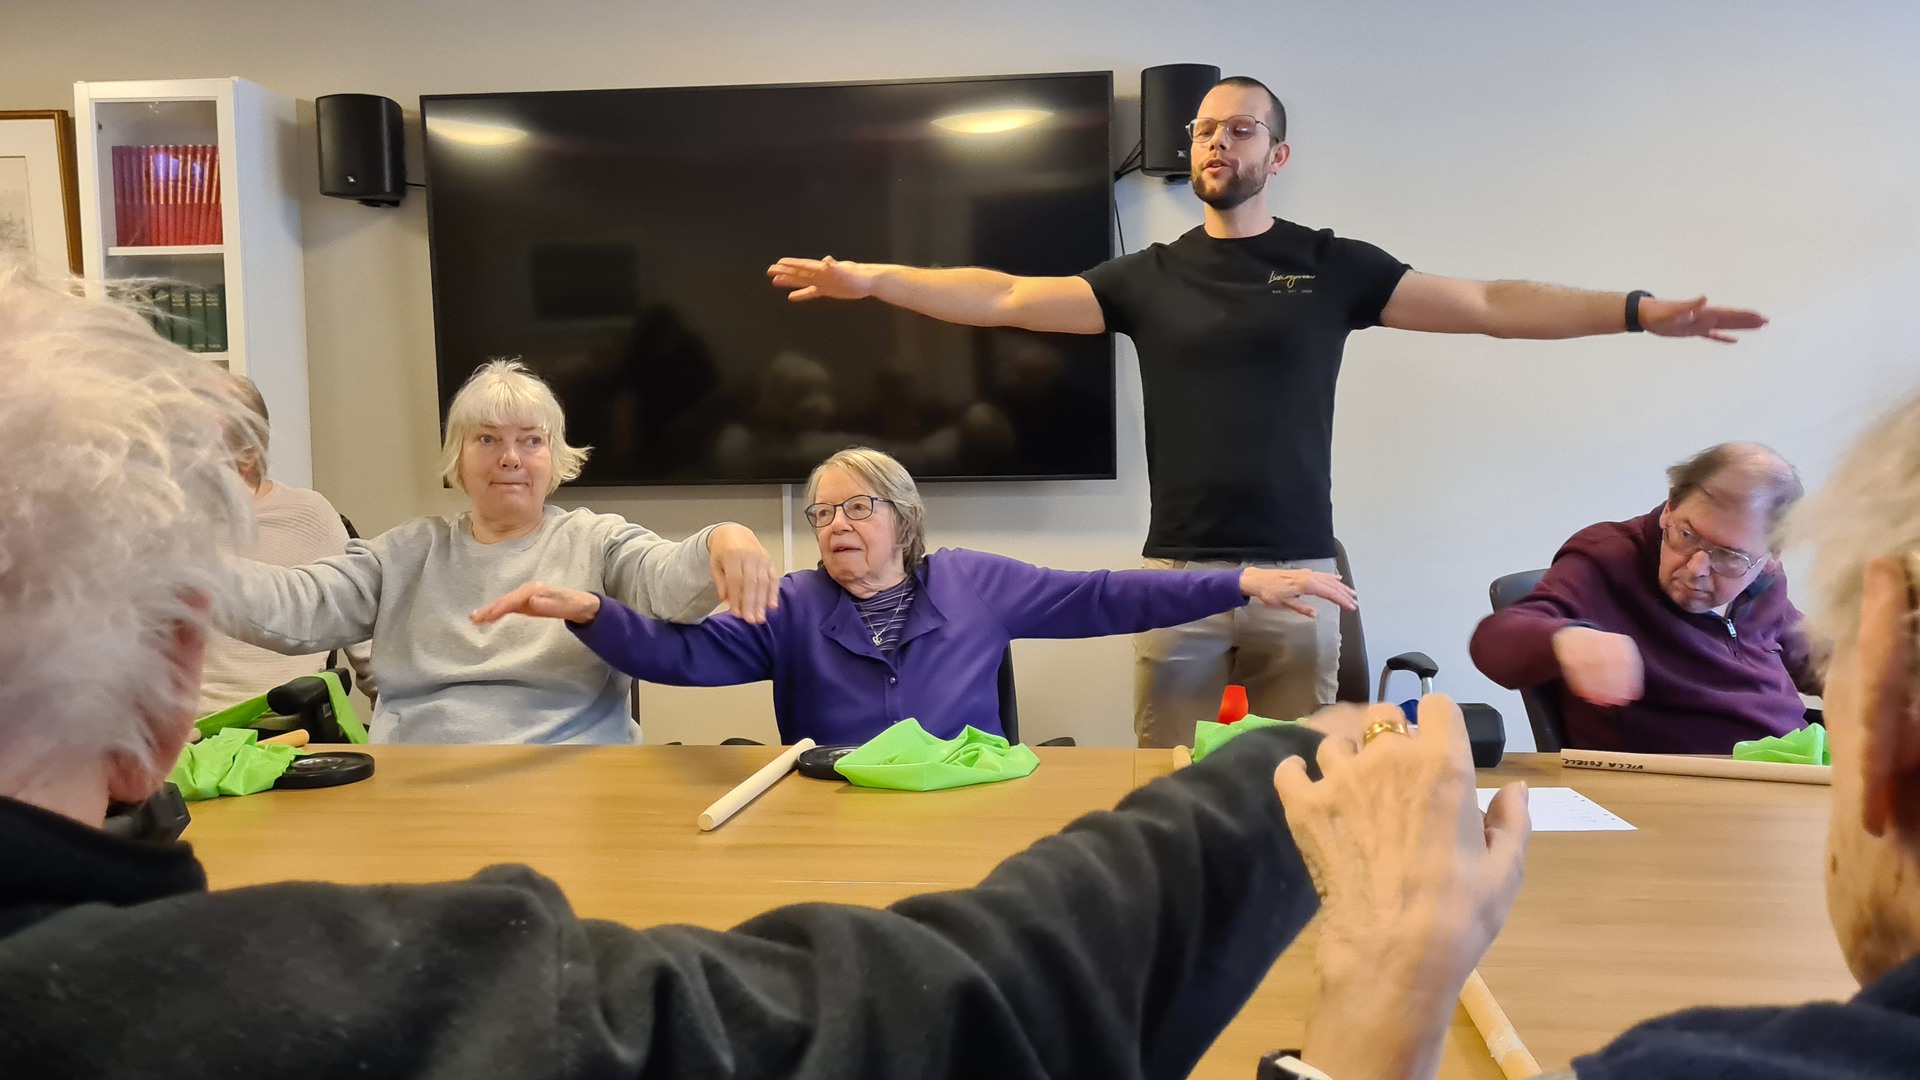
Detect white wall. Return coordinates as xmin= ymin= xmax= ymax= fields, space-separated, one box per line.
xmin=9 ymin=0 xmax=1919 ymax=747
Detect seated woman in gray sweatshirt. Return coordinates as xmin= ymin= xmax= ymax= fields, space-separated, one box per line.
xmin=219 ymin=359 xmax=779 ymax=744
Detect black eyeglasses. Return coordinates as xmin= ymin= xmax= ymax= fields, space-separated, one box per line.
xmin=1185 ymin=115 xmax=1276 ymax=143
xmin=1665 ymin=522 xmax=1765 ymax=578
xmin=803 ymin=494 xmax=894 ymax=529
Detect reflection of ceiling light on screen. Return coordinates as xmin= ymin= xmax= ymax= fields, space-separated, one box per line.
xmin=428 ymin=118 xmax=529 ymax=146
xmin=930 ymin=108 xmax=1051 ymax=134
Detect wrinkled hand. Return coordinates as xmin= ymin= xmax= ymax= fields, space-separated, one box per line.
xmin=709 ymin=523 xmax=779 ymax=623
xmin=1553 ymin=626 xmax=1645 ymax=707
xmin=1640 ymin=295 xmax=1767 ymax=343
xmin=1277 ymin=695 xmax=1531 ymax=1080
xmin=766 ymin=256 xmax=878 ymax=302
xmin=1241 ymin=567 xmax=1358 ymax=617
xmin=470 ymin=581 xmax=602 ymax=625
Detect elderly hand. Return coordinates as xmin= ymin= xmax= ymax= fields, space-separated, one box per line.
xmin=1240 ymin=567 xmax=1358 ymax=617
xmin=471 ymin=581 xmax=602 ymax=625
xmin=1277 ymin=695 xmax=1531 ymax=1080
xmin=708 ymin=523 xmax=780 ymax=624
xmin=1640 ymin=295 xmax=1768 ymax=343
xmin=1553 ymin=625 xmax=1645 ymax=707
xmin=767 ymin=256 xmax=879 ymax=302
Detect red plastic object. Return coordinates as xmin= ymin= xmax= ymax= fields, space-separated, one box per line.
xmin=1218 ymin=684 xmax=1249 ymax=725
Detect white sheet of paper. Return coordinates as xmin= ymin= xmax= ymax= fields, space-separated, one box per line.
xmin=1476 ymin=786 xmax=1635 ymax=832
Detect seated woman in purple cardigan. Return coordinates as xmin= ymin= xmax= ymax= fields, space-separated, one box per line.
xmin=473 ymin=447 xmax=1356 ymax=745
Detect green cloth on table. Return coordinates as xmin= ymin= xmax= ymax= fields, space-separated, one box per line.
xmin=167 ymin=728 xmax=298 ymax=801
xmin=834 ymin=718 xmax=1040 ymax=791
xmin=1733 ymin=723 xmax=1830 ymax=766
xmin=193 ymin=669 xmax=366 ymax=744
xmin=1192 ymin=715 xmax=1304 ymax=762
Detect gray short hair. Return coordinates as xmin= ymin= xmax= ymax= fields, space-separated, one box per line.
xmin=1667 ymin=441 xmax=1805 ymax=547
xmin=804 ymin=447 xmax=928 ymax=570
xmin=1790 ymin=392 xmax=1920 ymax=655
xmin=438 ymin=358 xmax=589 ymax=494
xmin=0 ymin=258 xmax=256 ymax=769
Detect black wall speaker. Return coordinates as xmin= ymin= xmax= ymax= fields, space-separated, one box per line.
xmin=317 ymin=94 xmax=406 ymax=207
xmin=1140 ymin=63 xmax=1221 ymax=178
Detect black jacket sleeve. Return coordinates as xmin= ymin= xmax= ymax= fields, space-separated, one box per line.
xmin=1 ymin=727 xmax=1322 ymax=1080
xmin=564 ymin=725 xmax=1324 ymax=1079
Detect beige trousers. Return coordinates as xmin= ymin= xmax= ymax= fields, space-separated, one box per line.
xmin=1132 ymin=556 xmax=1341 ymax=749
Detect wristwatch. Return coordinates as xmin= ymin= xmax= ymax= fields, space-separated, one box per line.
xmin=1625 ymin=289 xmax=1652 ymax=332
xmin=1259 ymin=1050 xmax=1336 ymax=1080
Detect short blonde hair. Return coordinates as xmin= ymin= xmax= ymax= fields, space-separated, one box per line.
xmin=804 ymin=447 xmax=928 ymax=570
xmin=438 ymin=358 xmax=589 ymax=494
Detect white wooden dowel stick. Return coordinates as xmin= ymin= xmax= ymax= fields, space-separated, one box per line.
xmin=1560 ymin=748 xmax=1830 ymax=786
xmin=1172 ymin=745 xmax=1192 ymax=770
xmin=1460 ymin=969 xmax=1540 ymax=1080
xmin=698 ymin=739 xmax=816 ymax=831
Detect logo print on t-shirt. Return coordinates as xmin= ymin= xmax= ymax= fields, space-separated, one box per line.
xmin=1268 ymin=272 xmax=1316 ymax=293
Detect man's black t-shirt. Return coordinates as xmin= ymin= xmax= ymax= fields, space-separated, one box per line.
xmin=1081 ymin=218 xmax=1409 ymax=562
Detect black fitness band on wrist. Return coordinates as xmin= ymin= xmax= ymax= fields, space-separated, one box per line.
xmin=1625 ymin=289 xmax=1652 ymax=332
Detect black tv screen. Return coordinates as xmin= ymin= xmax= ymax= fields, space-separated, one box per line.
xmin=421 ymin=72 xmax=1116 ymax=486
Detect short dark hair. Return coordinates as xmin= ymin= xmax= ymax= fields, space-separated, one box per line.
xmin=1215 ymin=75 xmax=1287 ymax=142
xmin=1667 ymin=442 xmax=1805 ymax=543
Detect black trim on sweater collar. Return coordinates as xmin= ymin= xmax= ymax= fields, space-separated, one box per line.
xmin=0 ymin=795 xmax=206 ymax=911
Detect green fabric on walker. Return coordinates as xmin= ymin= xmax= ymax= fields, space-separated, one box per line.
xmin=1733 ymin=723 xmax=1830 ymax=766
xmin=1192 ymin=715 xmax=1303 ymax=762
xmin=192 ymin=670 xmax=367 ymax=744
xmin=167 ymin=728 xmax=298 ymax=801
xmin=834 ymin=718 xmax=1040 ymax=791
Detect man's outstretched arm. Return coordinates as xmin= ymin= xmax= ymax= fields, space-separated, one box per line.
xmin=769 ymin=255 xmax=1107 ymax=334
xmin=1382 ymin=271 xmax=1766 ymax=342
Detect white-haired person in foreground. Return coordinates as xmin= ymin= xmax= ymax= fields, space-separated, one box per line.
xmin=1281 ymin=397 xmax=1920 ymax=1079
xmin=0 ymin=256 xmax=1543 ymax=1080
xmin=217 ymin=356 xmax=779 ymax=743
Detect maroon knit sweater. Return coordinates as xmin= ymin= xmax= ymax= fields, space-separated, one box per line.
xmin=1471 ymin=506 xmax=1822 ymax=753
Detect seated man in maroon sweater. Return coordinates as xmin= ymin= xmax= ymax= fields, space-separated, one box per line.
xmin=1471 ymin=442 xmax=1823 ymax=753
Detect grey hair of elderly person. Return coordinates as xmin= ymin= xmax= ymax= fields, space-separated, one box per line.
xmin=803 ymin=446 xmax=929 ymax=570
xmin=0 ymin=259 xmax=258 ymax=792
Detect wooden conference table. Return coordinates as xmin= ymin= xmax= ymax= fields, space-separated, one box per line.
xmin=187 ymin=747 xmax=1855 ymax=1078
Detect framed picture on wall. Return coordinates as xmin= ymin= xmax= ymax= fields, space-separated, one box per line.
xmin=0 ymin=110 xmax=83 ymax=276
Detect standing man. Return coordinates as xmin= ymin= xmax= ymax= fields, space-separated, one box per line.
xmin=768 ymin=75 xmax=1767 ymax=748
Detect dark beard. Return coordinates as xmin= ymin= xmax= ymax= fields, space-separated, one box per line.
xmin=1188 ymin=161 xmax=1266 ymax=210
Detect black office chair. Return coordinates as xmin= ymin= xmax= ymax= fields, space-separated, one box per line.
xmin=1333 ymin=539 xmax=1440 ymax=705
xmin=1332 ymin=540 xmax=1505 ymax=766
xmin=1487 ymin=569 xmax=1567 ymax=753
xmin=998 ymin=643 xmax=1075 ymax=747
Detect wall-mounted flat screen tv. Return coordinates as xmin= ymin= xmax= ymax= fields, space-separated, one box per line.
xmin=421 ymin=71 xmax=1115 ymax=486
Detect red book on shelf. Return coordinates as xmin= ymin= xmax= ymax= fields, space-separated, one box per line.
xmin=139 ymin=146 xmax=155 ymax=247
xmin=148 ymin=146 xmax=163 ymax=247
xmin=206 ymin=145 xmax=222 ymax=245
xmin=193 ymin=145 xmax=208 ymax=244
xmin=182 ymin=145 xmax=196 ymax=245
xmin=151 ymin=146 xmax=166 ymax=247
xmin=167 ymin=145 xmax=182 ymax=246
xmin=111 ymin=146 xmax=127 ymax=246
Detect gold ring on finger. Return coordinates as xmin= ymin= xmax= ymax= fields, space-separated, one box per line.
xmin=1362 ymin=717 xmax=1412 ymax=745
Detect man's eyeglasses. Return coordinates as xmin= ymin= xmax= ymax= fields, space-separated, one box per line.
xmin=1665 ymin=521 xmax=1765 ymax=578
xmin=1185 ymin=115 xmax=1276 ymax=144
xmin=803 ymin=495 xmax=894 ymax=529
